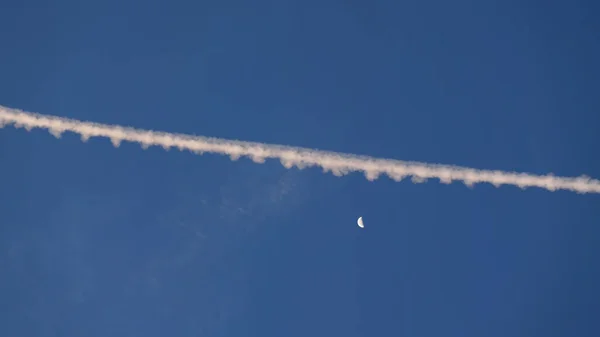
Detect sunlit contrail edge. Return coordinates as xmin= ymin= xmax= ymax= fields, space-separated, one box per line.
xmin=1 ymin=104 xmax=598 ymax=194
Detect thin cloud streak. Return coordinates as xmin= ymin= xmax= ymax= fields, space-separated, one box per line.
xmin=1 ymin=105 xmax=598 ymax=194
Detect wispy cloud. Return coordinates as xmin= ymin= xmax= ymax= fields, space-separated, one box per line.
xmin=1 ymin=105 xmax=598 ymax=194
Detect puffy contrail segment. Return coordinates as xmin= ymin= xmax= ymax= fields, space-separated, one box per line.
xmin=1 ymin=104 xmax=599 ymax=194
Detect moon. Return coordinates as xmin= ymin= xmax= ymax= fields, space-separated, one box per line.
xmin=357 ymin=216 xmax=364 ymax=228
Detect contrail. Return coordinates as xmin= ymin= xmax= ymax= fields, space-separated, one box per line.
xmin=1 ymin=104 xmax=598 ymax=194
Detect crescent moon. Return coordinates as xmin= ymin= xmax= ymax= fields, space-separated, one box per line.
xmin=357 ymin=216 xmax=364 ymax=228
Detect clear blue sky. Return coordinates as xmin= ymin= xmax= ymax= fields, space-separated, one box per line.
xmin=1 ymin=0 xmax=599 ymax=336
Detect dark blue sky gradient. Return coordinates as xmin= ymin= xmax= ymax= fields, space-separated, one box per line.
xmin=1 ymin=0 xmax=599 ymax=336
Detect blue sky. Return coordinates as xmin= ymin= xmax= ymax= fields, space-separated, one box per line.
xmin=1 ymin=0 xmax=599 ymax=336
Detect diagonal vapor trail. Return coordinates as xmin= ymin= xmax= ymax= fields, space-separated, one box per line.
xmin=1 ymin=104 xmax=599 ymax=194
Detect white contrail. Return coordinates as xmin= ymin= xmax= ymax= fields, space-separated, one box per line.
xmin=1 ymin=104 xmax=598 ymax=194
